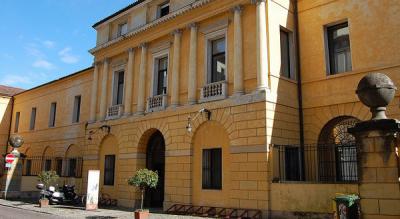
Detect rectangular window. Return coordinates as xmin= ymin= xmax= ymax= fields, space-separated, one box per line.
xmin=118 ymin=22 xmax=128 ymax=36
xmin=327 ymin=22 xmax=352 ymax=74
xmin=49 ymin=102 xmax=57 ymax=127
xmin=158 ymin=1 xmax=170 ymax=18
xmin=202 ymin=148 xmax=222 ymax=190
xmin=104 ymin=155 xmax=115 ymax=186
xmin=44 ymin=159 xmax=52 ymax=171
xmin=25 ymin=160 xmax=32 ymax=176
xmin=56 ymin=158 xmax=63 ymax=176
xmin=280 ymin=29 xmax=292 ymax=79
xmin=112 ymin=71 xmax=124 ymax=105
xmin=14 ymin=112 xmax=20 ymax=133
xmin=72 ymin=95 xmax=81 ymax=123
xmin=210 ymin=37 xmax=226 ymax=83
xmin=156 ymin=57 xmax=168 ymax=95
xmin=68 ymin=158 xmax=77 ymax=177
xmin=30 ymin=107 xmax=36 ymax=130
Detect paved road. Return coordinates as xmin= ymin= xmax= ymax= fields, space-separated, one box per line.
xmin=0 ymin=205 xmax=59 ymax=219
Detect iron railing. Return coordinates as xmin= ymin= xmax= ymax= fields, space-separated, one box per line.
xmin=21 ymin=156 xmax=83 ymax=178
xmin=273 ymin=144 xmax=359 ymax=183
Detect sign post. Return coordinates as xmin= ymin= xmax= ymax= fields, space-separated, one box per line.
xmin=86 ymin=170 xmax=100 ymax=210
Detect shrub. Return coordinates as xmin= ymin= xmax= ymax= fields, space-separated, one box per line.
xmin=128 ymin=168 xmax=158 ymax=210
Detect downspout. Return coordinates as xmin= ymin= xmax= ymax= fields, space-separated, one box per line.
xmin=294 ymin=0 xmax=305 ymax=180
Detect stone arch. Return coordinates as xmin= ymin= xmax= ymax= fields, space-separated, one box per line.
xmin=318 ymin=116 xmax=360 ymax=145
xmin=136 ymin=120 xmax=170 ymax=151
xmin=191 ymin=120 xmax=231 ymax=207
xmin=42 ymin=146 xmax=55 ymax=157
xmin=98 ymin=134 xmax=119 ymax=199
xmin=65 ymin=144 xmax=80 ymax=158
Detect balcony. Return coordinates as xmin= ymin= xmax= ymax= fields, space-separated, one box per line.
xmin=106 ymin=104 xmax=124 ymax=120
xmin=147 ymin=94 xmax=167 ymax=112
xmin=200 ymin=81 xmax=227 ymax=103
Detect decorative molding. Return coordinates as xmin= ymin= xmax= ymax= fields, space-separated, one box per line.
xmin=165 ymin=149 xmax=192 ymax=157
xmin=199 ymin=18 xmax=229 ymax=34
xmin=83 ymin=155 xmax=98 ymax=160
xmin=251 ymin=0 xmax=266 ymax=4
xmin=127 ymin=47 xmax=134 ymax=53
xmin=188 ymin=22 xmax=198 ymax=29
xmin=140 ymin=42 xmax=148 ymax=48
xmin=149 ymin=40 xmax=172 ymax=54
xmin=171 ymin=29 xmax=182 ymax=36
xmin=230 ymin=145 xmax=269 ymax=154
xmin=232 ymin=5 xmax=243 ymax=13
xmin=119 ymin=153 xmax=146 ymax=159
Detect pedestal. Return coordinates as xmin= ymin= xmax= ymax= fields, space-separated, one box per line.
xmin=1 ymin=149 xmax=23 ymax=199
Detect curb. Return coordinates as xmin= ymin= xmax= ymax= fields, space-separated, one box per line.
xmin=0 ymin=201 xmax=54 ymax=216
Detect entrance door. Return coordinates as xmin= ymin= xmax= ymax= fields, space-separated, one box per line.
xmin=145 ymin=131 xmax=165 ymax=208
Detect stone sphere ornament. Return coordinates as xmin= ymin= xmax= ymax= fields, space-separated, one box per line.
xmin=356 ymin=73 xmax=397 ymax=120
xmin=9 ymin=135 xmax=24 ymax=148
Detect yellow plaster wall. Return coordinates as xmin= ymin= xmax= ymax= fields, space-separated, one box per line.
xmin=0 ymin=96 xmax=12 ymax=155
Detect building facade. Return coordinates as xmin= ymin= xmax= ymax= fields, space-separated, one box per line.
xmin=3 ymin=0 xmax=400 ymax=218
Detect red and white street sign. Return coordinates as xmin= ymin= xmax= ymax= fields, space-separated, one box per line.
xmin=5 ymin=154 xmax=15 ymax=164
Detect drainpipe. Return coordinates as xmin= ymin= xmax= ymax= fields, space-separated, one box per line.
xmin=294 ymin=0 xmax=305 ymax=180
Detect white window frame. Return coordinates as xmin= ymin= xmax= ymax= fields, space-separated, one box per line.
xmin=279 ymin=26 xmax=296 ymax=80
xmin=150 ymin=49 xmax=170 ymax=97
xmin=204 ymin=28 xmax=228 ymax=85
xmin=111 ymin=64 xmax=126 ymax=106
xmin=117 ymin=22 xmax=128 ymax=37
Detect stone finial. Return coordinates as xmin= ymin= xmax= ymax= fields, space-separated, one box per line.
xmin=356 ymin=73 xmax=397 ymax=120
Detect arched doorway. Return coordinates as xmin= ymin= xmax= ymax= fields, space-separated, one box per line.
xmin=144 ymin=131 xmax=165 ymax=208
xmin=317 ymin=116 xmax=360 ymax=182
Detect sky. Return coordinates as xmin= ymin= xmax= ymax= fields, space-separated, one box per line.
xmin=0 ymin=0 xmax=135 ymax=90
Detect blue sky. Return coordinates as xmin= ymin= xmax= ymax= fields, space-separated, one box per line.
xmin=0 ymin=0 xmax=134 ymax=90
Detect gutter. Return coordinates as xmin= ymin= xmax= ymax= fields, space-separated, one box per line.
xmin=294 ymin=0 xmax=305 ymax=179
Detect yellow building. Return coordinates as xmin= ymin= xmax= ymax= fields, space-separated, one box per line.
xmin=3 ymin=0 xmax=400 ymax=218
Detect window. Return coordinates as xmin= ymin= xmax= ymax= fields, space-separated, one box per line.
xmin=56 ymin=158 xmax=63 ymax=176
xmin=44 ymin=159 xmax=52 ymax=171
xmin=30 ymin=107 xmax=36 ymax=130
xmin=72 ymin=95 xmax=81 ymax=123
xmin=68 ymin=158 xmax=77 ymax=177
xmin=326 ymin=22 xmax=352 ymax=74
xmin=104 ymin=155 xmax=115 ymax=186
xmin=113 ymin=71 xmax=124 ymax=105
xmin=118 ymin=22 xmax=128 ymax=36
xmin=280 ymin=29 xmax=294 ymax=79
xmin=155 ymin=57 xmax=168 ymax=95
xmin=210 ymin=37 xmax=226 ymax=83
xmin=158 ymin=1 xmax=170 ymax=18
xmin=49 ymin=102 xmax=57 ymax=127
xmin=202 ymin=148 xmax=222 ymax=189
xmin=14 ymin=112 xmax=20 ymax=133
xmin=25 ymin=160 xmax=32 ymax=176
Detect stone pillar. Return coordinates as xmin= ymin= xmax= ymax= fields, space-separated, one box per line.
xmin=233 ymin=5 xmax=244 ymax=95
xmin=255 ymin=0 xmax=269 ymax=91
xmin=137 ymin=43 xmax=147 ymax=114
xmin=349 ymin=121 xmax=400 ymax=218
xmin=188 ymin=23 xmax=198 ymax=105
xmin=99 ymin=58 xmax=109 ymax=120
xmin=89 ymin=62 xmax=100 ymax=122
xmin=1 ymin=149 xmax=22 ymax=199
xmin=171 ymin=29 xmax=182 ymax=107
xmin=124 ymin=48 xmax=135 ymax=116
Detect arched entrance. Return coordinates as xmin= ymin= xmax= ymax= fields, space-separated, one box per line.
xmin=144 ymin=130 xmax=165 ymax=208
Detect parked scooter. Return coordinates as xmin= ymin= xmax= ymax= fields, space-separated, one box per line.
xmin=36 ymin=183 xmax=80 ymax=205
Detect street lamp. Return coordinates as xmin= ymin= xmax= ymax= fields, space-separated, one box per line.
xmin=87 ymin=125 xmax=111 ymax=140
xmin=186 ymin=108 xmax=211 ymax=133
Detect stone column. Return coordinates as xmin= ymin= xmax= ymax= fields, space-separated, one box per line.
xmin=171 ymin=29 xmax=182 ymax=107
xmin=89 ymin=62 xmax=100 ymax=122
xmin=124 ymin=48 xmax=134 ymax=116
xmin=255 ymin=0 xmax=269 ymax=91
xmin=233 ymin=5 xmax=244 ymax=95
xmin=137 ymin=43 xmax=147 ymax=115
xmin=99 ymin=58 xmax=109 ymax=120
xmin=188 ymin=23 xmax=198 ymax=105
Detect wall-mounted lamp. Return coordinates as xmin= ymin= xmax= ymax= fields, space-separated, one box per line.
xmin=88 ymin=125 xmax=111 ymax=140
xmin=186 ymin=108 xmax=211 ymax=133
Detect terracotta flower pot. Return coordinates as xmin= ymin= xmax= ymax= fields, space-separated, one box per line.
xmin=39 ymin=199 xmax=49 ymax=208
xmin=134 ymin=210 xmax=150 ymax=219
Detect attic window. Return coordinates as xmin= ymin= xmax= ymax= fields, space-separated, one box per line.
xmin=118 ymin=22 xmax=128 ymax=36
xmin=158 ymin=1 xmax=170 ymax=18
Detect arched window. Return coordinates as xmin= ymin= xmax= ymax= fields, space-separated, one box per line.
xmin=318 ymin=116 xmax=359 ymax=182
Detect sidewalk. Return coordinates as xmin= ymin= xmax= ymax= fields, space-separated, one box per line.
xmin=0 ymin=199 xmax=206 ymax=219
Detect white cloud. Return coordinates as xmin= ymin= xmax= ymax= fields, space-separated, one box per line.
xmin=25 ymin=44 xmax=44 ymax=58
xmin=43 ymin=40 xmax=55 ymax=48
xmin=0 ymin=74 xmax=32 ymax=86
xmin=33 ymin=59 xmax=55 ymax=70
xmin=58 ymin=47 xmax=79 ymax=64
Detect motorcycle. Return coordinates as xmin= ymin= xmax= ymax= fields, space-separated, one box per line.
xmin=36 ymin=183 xmax=81 ymax=205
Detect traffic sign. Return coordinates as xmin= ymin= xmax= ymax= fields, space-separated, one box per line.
xmin=5 ymin=163 xmax=11 ymax=168
xmin=5 ymin=154 xmax=15 ymax=164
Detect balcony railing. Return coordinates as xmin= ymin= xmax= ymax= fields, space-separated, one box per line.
xmin=200 ymin=81 xmax=227 ymax=102
xmin=147 ymin=94 xmax=167 ymax=112
xmin=106 ymin=104 xmax=123 ymax=120
xmin=272 ymin=144 xmax=359 ymax=183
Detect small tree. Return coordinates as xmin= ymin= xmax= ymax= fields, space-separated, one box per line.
xmin=128 ymin=168 xmax=158 ymax=210
xmin=37 ymin=171 xmax=59 ymax=199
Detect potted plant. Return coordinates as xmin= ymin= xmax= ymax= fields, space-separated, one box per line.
xmin=37 ymin=170 xmax=59 ymax=207
xmin=128 ymin=168 xmax=158 ymax=219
